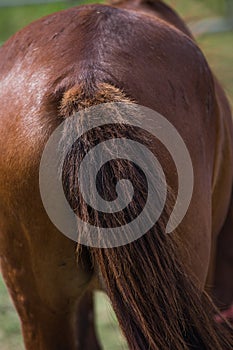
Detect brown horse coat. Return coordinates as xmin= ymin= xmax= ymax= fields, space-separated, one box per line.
xmin=0 ymin=0 xmax=233 ymax=349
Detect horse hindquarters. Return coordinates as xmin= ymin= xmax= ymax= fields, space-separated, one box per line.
xmin=1 ymin=2 xmax=233 ymax=349
xmin=0 ymin=136 xmax=100 ymax=349
xmin=0 ymin=205 xmax=100 ymax=349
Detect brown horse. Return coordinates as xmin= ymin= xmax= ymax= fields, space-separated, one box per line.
xmin=0 ymin=0 xmax=233 ymax=349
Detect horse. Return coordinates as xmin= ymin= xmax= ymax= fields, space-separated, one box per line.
xmin=0 ymin=0 xmax=233 ymax=349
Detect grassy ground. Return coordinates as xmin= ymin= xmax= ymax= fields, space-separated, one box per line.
xmin=0 ymin=278 xmax=24 ymax=350
xmin=0 ymin=0 xmax=232 ymax=349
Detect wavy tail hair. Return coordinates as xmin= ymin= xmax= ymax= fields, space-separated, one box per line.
xmin=60 ymin=82 xmax=233 ymax=350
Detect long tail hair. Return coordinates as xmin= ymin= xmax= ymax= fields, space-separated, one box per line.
xmin=60 ymin=82 xmax=233 ymax=350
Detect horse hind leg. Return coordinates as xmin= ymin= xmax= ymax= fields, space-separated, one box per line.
xmin=0 ymin=222 xmax=101 ymax=350
xmin=75 ymin=291 xmax=102 ymax=350
xmin=212 ymin=194 xmax=233 ymax=322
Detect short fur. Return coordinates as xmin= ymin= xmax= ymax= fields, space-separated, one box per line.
xmin=1 ymin=1 xmax=233 ymax=349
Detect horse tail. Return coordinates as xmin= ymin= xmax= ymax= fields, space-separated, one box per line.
xmin=60 ymin=82 xmax=233 ymax=350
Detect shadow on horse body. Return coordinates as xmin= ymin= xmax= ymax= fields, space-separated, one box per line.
xmin=0 ymin=0 xmax=233 ymax=349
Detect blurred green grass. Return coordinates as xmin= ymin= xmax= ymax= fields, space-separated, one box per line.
xmin=0 ymin=0 xmax=232 ymax=349
xmin=0 ymin=278 xmax=24 ymax=350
